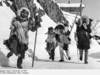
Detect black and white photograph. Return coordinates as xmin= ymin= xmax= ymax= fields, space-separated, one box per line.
xmin=0 ymin=0 xmax=100 ymax=74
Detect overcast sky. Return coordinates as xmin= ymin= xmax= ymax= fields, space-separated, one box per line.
xmin=56 ymin=0 xmax=100 ymax=21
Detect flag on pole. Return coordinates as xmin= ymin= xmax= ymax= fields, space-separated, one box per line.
xmin=37 ymin=0 xmax=68 ymax=24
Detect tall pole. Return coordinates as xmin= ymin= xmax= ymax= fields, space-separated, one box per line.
xmin=80 ymin=0 xmax=83 ymax=17
xmin=32 ymin=29 xmax=38 ymax=67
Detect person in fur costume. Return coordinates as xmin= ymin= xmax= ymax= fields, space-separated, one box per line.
xmin=75 ymin=16 xmax=91 ymax=64
xmin=55 ymin=24 xmax=71 ymax=62
xmin=4 ymin=7 xmax=31 ymax=68
xmin=45 ymin=27 xmax=57 ymax=61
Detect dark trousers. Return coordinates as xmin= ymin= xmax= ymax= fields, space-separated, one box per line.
xmin=79 ymin=49 xmax=88 ymax=63
xmin=16 ymin=43 xmax=27 ymax=68
xmin=46 ymin=42 xmax=55 ymax=60
xmin=17 ymin=51 xmax=25 ymax=68
xmin=50 ymin=48 xmax=55 ymax=60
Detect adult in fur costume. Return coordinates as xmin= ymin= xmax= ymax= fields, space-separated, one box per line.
xmin=4 ymin=7 xmax=31 ymax=68
xmin=76 ymin=16 xmax=91 ymax=64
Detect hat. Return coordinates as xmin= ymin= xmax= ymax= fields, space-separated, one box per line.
xmin=17 ymin=7 xmax=31 ymax=18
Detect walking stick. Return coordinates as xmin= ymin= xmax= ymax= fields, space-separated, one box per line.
xmin=64 ymin=14 xmax=78 ymax=58
xmin=32 ymin=29 xmax=38 ymax=67
xmin=70 ymin=14 xmax=78 ymax=34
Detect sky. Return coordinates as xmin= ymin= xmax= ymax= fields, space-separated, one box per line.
xmin=56 ymin=0 xmax=100 ymax=21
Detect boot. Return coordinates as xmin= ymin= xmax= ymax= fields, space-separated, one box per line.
xmin=49 ymin=56 xmax=54 ymax=61
xmin=51 ymin=57 xmax=54 ymax=61
xmin=79 ymin=57 xmax=83 ymax=61
xmin=84 ymin=61 xmax=88 ymax=64
xmin=17 ymin=56 xmax=23 ymax=69
xmin=17 ymin=65 xmax=22 ymax=69
xmin=68 ymin=57 xmax=71 ymax=60
xmin=7 ymin=52 xmax=13 ymax=58
xmin=59 ymin=59 xmax=64 ymax=62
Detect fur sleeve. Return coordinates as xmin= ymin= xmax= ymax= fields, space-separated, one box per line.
xmin=10 ymin=17 xmax=19 ymax=31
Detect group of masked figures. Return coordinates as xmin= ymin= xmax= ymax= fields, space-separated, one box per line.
xmin=45 ymin=16 xmax=92 ymax=64
xmin=2 ymin=4 xmax=92 ymax=69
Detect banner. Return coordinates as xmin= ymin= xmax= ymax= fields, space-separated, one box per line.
xmin=37 ymin=0 xmax=68 ymax=24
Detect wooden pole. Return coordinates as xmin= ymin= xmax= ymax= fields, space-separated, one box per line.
xmin=80 ymin=0 xmax=83 ymax=17
xmin=32 ymin=29 xmax=38 ymax=67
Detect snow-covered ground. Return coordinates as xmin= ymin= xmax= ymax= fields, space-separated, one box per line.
xmin=0 ymin=3 xmax=100 ymax=69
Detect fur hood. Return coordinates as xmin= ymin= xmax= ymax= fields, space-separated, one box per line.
xmin=17 ymin=7 xmax=31 ymax=19
xmin=77 ymin=15 xmax=89 ymax=26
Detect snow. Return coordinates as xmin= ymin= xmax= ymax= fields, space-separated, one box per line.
xmin=0 ymin=50 xmax=9 ymax=67
xmin=0 ymin=2 xmax=100 ymax=69
xmin=33 ymin=58 xmax=100 ymax=69
xmin=91 ymin=21 xmax=100 ymax=36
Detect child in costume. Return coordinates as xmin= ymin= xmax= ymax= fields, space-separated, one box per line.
xmin=45 ymin=27 xmax=57 ymax=61
xmin=55 ymin=24 xmax=71 ymax=62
